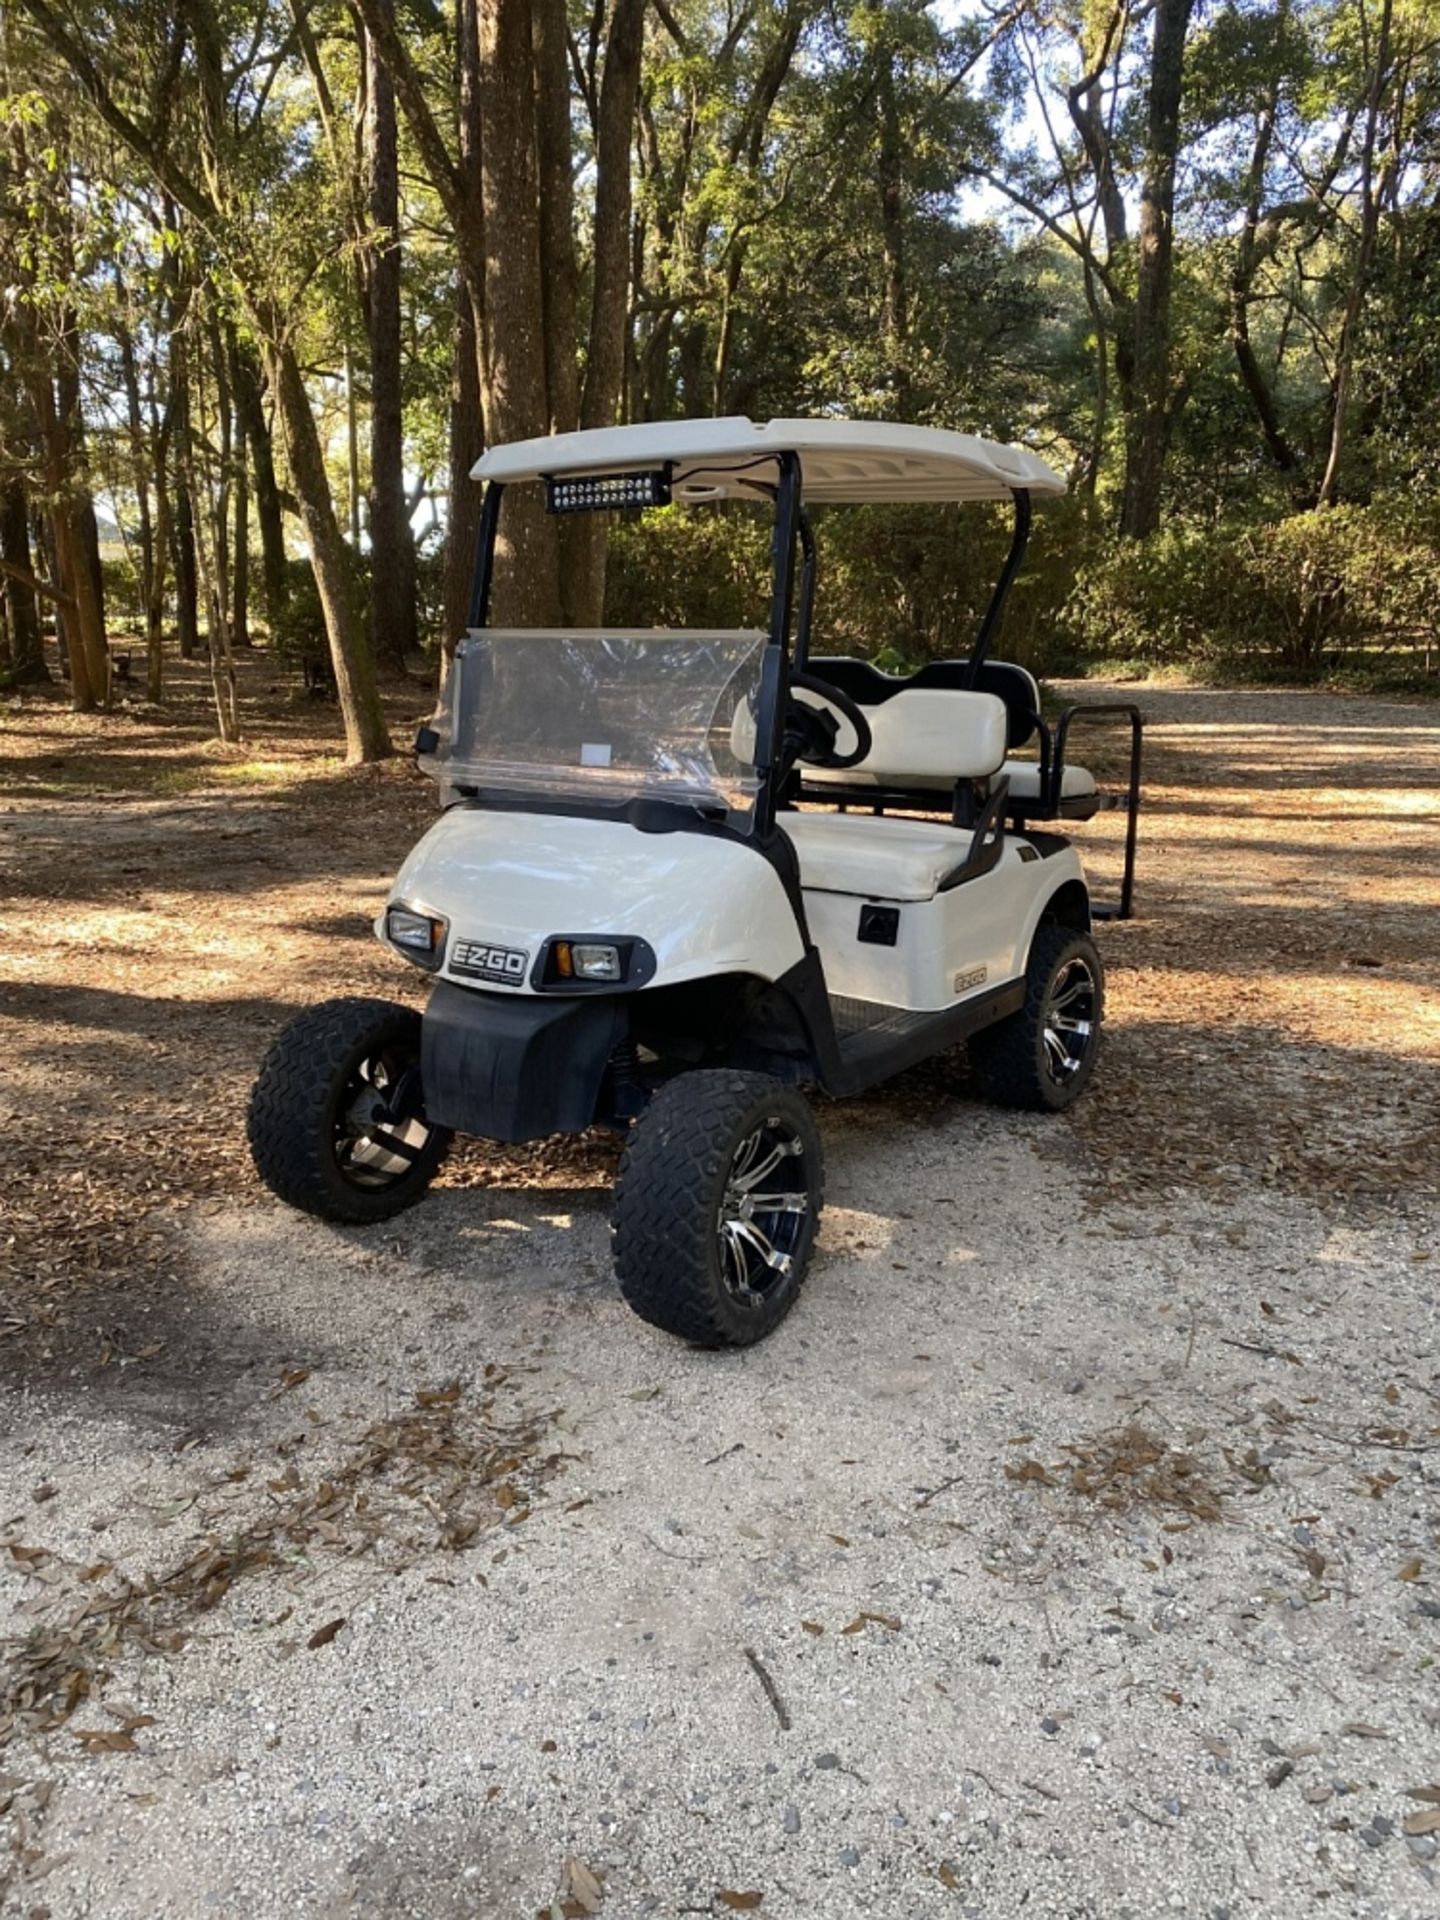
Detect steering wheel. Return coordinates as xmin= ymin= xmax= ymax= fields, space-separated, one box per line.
xmin=785 ymin=671 xmax=873 ymax=771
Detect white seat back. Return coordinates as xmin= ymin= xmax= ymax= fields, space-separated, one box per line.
xmin=799 ymin=686 xmax=1007 ymax=785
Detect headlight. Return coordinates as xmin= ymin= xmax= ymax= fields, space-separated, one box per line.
xmin=386 ymin=905 xmax=448 ymax=969
xmin=538 ymin=935 xmax=656 ymax=991
xmin=561 ymin=941 xmax=621 ymax=981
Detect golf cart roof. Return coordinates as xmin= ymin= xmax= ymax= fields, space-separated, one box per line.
xmin=470 ymin=416 xmax=1064 ymax=504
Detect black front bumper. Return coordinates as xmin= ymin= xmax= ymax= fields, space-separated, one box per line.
xmin=420 ymin=980 xmax=625 ymax=1144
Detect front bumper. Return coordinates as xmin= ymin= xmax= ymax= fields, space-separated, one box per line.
xmin=420 ymin=979 xmax=625 ymax=1143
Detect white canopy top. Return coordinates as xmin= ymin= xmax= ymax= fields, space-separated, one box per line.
xmin=470 ymin=416 xmax=1064 ymax=504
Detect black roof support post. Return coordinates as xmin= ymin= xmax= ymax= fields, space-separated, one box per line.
xmin=752 ymin=452 xmax=802 ymax=837
xmin=794 ymin=508 xmax=818 ymax=673
xmin=967 ymin=486 xmax=1031 ymax=681
xmin=466 ymin=481 xmax=506 ymax=630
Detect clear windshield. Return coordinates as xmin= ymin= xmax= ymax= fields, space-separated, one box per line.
xmin=420 ymin=629 xmax=766 ymax=811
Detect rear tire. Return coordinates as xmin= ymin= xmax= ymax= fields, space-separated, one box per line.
xmin=612 ymin=1070 xmax=824 ymax=1347
xmin=969 ymin=925 xmax=1104 ymax=1112
xmin=247 ymin=996 xmax=451 ymax=1224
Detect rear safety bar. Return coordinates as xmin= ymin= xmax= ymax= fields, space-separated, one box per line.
xmin=1047 ymin=702 xmax=1143 ymax=921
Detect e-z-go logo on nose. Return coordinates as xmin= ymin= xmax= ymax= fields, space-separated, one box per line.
xmin=451 ymin=940 xmax=528 ymax=985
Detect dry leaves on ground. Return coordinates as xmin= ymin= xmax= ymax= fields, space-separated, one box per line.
xmin=1006 ymin=1422 xmax=1225 ymax=1522
xmin=0 ymin=1380 xmax=559 ymax=1752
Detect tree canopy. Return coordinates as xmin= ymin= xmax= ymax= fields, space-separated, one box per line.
xmin=2 ymin=0 xmax=1436 ymax=757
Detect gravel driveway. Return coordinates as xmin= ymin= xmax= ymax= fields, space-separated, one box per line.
xmin=2 ymin=678 xmax=1437 ymax=1918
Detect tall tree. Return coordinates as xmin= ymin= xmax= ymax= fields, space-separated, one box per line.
xmin=19 ymin=0 xmax=392 ymax=760
xmin=1120 ymin=0 xmax=1197 ymax=538
xmin=362 ymin=0 xmax=418 ymax=667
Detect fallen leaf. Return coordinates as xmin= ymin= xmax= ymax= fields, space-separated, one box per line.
xmin=1006 ymin=1459 xmax=1052 ymax=1485
xmin=827 ymin=1534 xmax=850 ymax=1548
xmin=1403 ymin=1809 xmax=1440 ymax=1836
xmin=1340 ymin=1722 xmax=1389 ymax=1740
xmin=939 ymin=1862 xmax=960 ymax=1890
xmin=416 ymin=1382 xmax=461 ymax=1408
xmin=626 ymin=1386 xmax=660 ymax=1402
xmin=564 ymin=1856 xmax=603 ymax=1913
xmin=306 ymin=1617 xmax=346 ymax=1650
xmin=715 ymin=1894 xmax=763 ymax=1912
xmin=840 ymin=1610 xmax=901 ymax=1635
xmin=73 ymin=1729 xmax=136 ymax=1754
xmin=1404 ymin=1785 xmax=1440 ymax=1805
xmin=1398 ymin=1557 xmax=1423 ymax=1582
xmin=278 ymin=1368 xmax=310 ymax=1393
xmin=800 ymin=1620 xmax=825 ymax=1636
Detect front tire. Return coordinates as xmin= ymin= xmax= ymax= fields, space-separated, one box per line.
xmin=247 ymin=996 xmax=451 ymax=1224
xmin=612 ymin=1070 xmax=824 ymax=1347
xmin=969 ymin=925 xmax=1104 ymax=1112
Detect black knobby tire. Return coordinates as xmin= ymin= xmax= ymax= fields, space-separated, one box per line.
xmin=969 ymin=925 xmax=1105 ymax=1113
xmin=247 ymin=996 xmax=451 ymax=1224
xmin=611 ymin=1070 xmax=824 ymax=1348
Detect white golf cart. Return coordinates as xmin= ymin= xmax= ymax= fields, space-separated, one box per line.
xmin=248 ymin=418 xmax=1141 ymax=1346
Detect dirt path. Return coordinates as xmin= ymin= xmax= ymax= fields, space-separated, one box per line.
xmin=1 ymin=672 xmax=1437 ymax=1917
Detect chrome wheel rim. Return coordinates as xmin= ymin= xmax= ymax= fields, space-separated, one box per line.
xmin=334 ymin=1047 xmax=433 ymax=1190
xmin=1042 ymin=957 xmax=1098 ymax=1086
xmin=716 ymin=1117 xmax=811 ymax=1306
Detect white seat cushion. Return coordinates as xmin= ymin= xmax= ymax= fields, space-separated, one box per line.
xmin=1003 ymin=759 xmax=1097 ymax=801
xmin=781 ymin=811 xmax=973 ymax=901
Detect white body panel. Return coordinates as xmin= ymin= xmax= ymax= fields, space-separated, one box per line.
xmin=800 ymin=839 xmax=1086 ymax=1013
xmin=387 ymin=808 xmax=805 ymax=994
xmin=384 ymin=804 xmax=1084 ymax=1021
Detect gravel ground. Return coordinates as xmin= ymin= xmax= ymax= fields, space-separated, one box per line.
xmin=2 ymin=675 xmax=1438 ymax=1918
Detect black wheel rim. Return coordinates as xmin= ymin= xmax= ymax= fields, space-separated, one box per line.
xmin=333 ymin=1045 xmax=433 ymax=1191
xmin=1042 ymin=957 xmax=1098 ymax=1087
xmin=716 ymin=1116 xmax=811 ymax=1306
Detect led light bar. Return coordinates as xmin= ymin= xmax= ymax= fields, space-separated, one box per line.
xmin=545 ymin=468 xmax=671 ymax=514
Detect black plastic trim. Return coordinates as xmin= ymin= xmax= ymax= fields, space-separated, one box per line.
xmin=760 ymin=952 xmax=1025 ymax=1098
xmin=936 ymin=779 xmax=1009 ymax=892
xmin=530 ymin=935 xmax=659 ymax=993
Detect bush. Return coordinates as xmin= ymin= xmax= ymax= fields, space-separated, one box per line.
xmin=1063 ymin=500 xmax=1440 ymax=681
xmin=99 ymin=552 xmax=144 ymax=629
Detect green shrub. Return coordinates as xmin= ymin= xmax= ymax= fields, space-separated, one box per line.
xmin=1063 ymin=500 xmax=1440 ymax=681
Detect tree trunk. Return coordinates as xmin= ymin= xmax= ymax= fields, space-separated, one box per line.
xmin=172 ymin=476 xmax=200 ymax=660
xmin=1317 ymin=0 xmax=1393 ymax=508
xmin=270 ymin=337 xmax=391 ymax=762
xmin=0 ymin=482 xmax=47 ymax=682
xmin=533 ymin=0 xmax=580 ymax=439
xmin=116 ymin=299 xmax=160 ymax=690
xmin=30 ymin=376 xmax=108 ymax=707
xmin=208 ymin=313 xmax=233 ymax=639
xmin=476 ymin=0 xmax=562 ymax=626
xmin=231 ymin=340 xmax=287 ymax=625
xmin=877 ymin=47 xmax=911 ymax=414
xmin=565 ymin=0 xmax=646 ymax=625
xmin=184 ymin=445 xmax=240 ymax=743
xmin=1119 ymin=0 xmax=1195 ymax=539
xmin=147 ymin=471 xmax=172 ymax=703
xmin=232 ymin=445 xmax=250 ymax=649
xmin=364 ymin=0 xmax=418 ymax=670
xmin=444 ymin=278 xmax=485 ymax=656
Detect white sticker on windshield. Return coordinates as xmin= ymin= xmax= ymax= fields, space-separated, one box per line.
xmin=580 ymin=743 xmax=613 ymax=767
